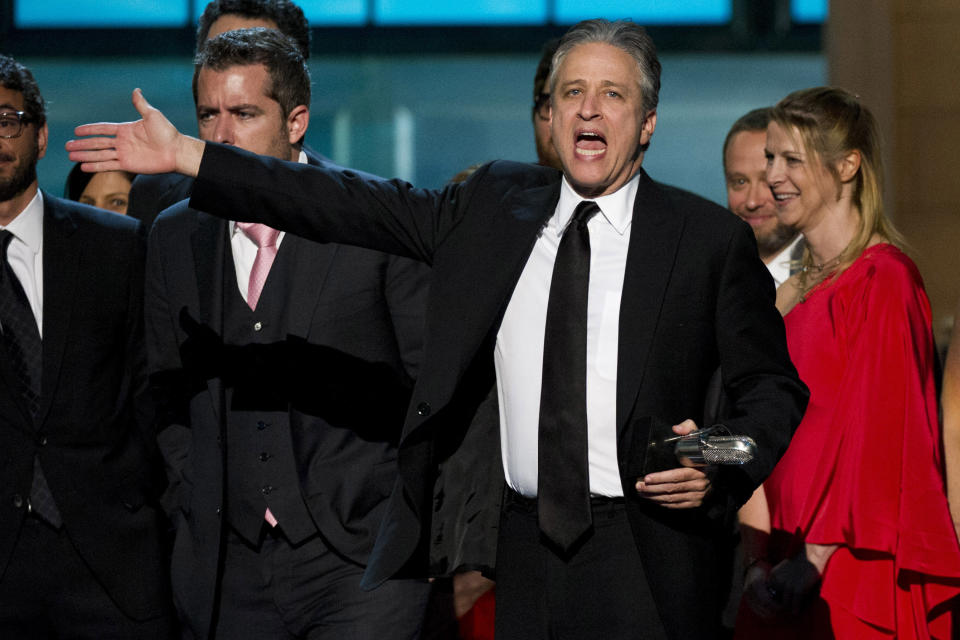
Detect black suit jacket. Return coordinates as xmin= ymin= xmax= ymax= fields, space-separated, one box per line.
xmin=128 ymin=145 xmax=330 ymax=231
xmin=0 ymin=193 xmax=170 ymax=621
xmin=146 ymin=153 xmax=428 ymax=637
xmin=189 ymin=146 xmax=809 ymax=639
xmin=128 ymin=172 xmax=193 ymax=230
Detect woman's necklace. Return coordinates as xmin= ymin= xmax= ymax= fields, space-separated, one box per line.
xmin=803 ymin=250 xmax=845 ymax=274
xmin=798 ymin=246 xmax=849 ymax=302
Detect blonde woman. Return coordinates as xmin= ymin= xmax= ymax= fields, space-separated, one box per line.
xmin=736 ymin=87 xmax=960 ymax=639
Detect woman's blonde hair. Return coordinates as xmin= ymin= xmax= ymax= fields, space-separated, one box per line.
xmin=771 ymin=87 xmax=905 ymax=282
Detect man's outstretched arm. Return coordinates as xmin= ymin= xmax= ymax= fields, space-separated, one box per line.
xmin=66 ymin=89 xmax=205 ymax=178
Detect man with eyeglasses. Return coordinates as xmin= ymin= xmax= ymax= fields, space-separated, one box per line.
xmin=0 ymin=54 xmax=175 ymax=637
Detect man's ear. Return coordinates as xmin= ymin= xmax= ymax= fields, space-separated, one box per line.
xmin=837 ymin=149 xmax=861 ymax=183
xmin=286 ymin=105 xmax=309 ymax=146
xmin=36 ymin=123 xmax=48 ymax=160
xmin=640 ymin=109 xmax=657 ymax=146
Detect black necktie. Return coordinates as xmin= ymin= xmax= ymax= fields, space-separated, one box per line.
xmin=0 ymin=230 xmax=41 ymax=415
xmin=537 ymin=200 xmax=600 ymax=552
xmin=0 ymin=230 xmax=61 ymax=528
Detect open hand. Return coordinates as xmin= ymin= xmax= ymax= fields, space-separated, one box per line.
xmin=66 ymin=89 xmax=202 ymax=176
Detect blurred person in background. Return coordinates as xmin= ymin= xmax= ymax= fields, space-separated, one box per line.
xmin=531 ymin=38 xmax=561 ymax=171
xmin=64 ymin=162 xmax=135 ymax=214
xmin=723 ymin=107 xmax=803 ymax=287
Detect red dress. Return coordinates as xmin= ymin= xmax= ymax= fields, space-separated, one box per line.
xmin=737 ymin=244 xmax=960 ymax=639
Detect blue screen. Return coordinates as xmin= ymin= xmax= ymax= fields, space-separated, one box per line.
xmin=17 ymin=0 xmax=189 ymax=28
xmin=17 ymin=0 xmax=738 ymax=28
xmin=375 ymin=0 xmax=547 ymax=25
xmin=555 ymin=0 xmax=732 ymax=25
xmin=191 ymin=0 xmax=368 ymax=26
xmin=792 ymin=0 xmax=828 ymax=23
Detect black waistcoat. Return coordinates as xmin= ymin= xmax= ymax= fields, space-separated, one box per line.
xmin=221 ymin=239 xmax=316 ymax=545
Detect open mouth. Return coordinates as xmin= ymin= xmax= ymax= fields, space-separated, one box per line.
xmin=575 ymin=130 xmax=606 ymax=157
xmin=773 ymin=191 xmax=798 ymax=203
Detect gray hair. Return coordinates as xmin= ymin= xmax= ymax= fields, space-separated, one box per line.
xmin=548 ymin=19 xmax=661 ymax=115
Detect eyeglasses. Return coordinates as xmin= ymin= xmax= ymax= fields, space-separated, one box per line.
xmin=0 ymin=111 xmax=32 ymax=139
xmin=534 ymin=92 xmax=551 ymax=121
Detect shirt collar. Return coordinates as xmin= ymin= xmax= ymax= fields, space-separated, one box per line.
xmin=1 ymin=189 xmax=44 ymax=255
xmin=554 ymin=172 xmax=639 ymax=237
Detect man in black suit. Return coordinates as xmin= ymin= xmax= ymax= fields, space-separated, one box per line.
xmin=70 ymin=19 xmax=808 ymax=639
xmin=0 ymin=55 xmax=174 ymax=637
xmin=146 ymin=29 xmax=430 ymax=639
xmin=127 ymin=0 xmax=314 ymax=229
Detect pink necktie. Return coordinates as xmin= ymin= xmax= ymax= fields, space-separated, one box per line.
xmin=236 ymin=222 xmax=280 ymax=311
xmin=236 ymin=222 xmax=281 ymax=527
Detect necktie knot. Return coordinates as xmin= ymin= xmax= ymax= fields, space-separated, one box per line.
xmin=571 ymin=201 xmax=600 ymax=231
xmin=236 ymin=222 xmax=280 ymax=249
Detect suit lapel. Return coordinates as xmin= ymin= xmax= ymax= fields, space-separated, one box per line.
xmin=404 ymin=178 xmax=557 ymax=437
xmin=479 ymin=181 xmax=559 ymax=335
xmin=616 ymin=171 xmax=685 ymax=435
xmin=444 ymin=181 xmax=557 ymax=376
xmin=284 ymin=236 xmax=338 ymax=339
xmin=193 ymin=212 xmax=226 ymax=329
xmin=192 ymin=211 xmax=227 ymax=421
xmin=36 ymin=196 xmax=79 ymax=428
xmin=286 ymin=153 xmax=339 ymax=339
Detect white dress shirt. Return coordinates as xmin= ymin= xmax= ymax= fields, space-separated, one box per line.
xmin=767 ymin=234 xmax=803 ymax=289
xmin=0 ymin=190 xmax=44 ymax=336
xmin=497 ymin=173 xmax=639 ymax=498
xmin=229 ymin=150 xmax=306 ymax=301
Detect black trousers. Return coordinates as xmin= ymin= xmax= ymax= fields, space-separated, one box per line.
xmin=494 ymin=491 xmax=668 ymax=640
xmin=209 ymin=525 xmax=431 ymax=640
xmin=0 ymin=516 xmax=175 ymax=639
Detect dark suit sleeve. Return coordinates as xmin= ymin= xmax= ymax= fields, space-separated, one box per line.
xmin=144 ymin=218 xmax=192 ymax=516
xmin=383 ymin=254 xmax=430 ymax=379
xmin=191 ymin=143 xmax=469 ymax=264
xmin=709 ymin=223 xmax=809 ymax=512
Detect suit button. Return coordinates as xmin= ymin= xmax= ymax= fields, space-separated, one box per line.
xmin=12 ymin=494 xmax=23 ymax=509
xmin=254 ymin=321 xmax=263 ymax=332
xmin=417 ymin=402 xmax=431 ymax=417
xmin=216 ymin=506 xmax=222 ymax=516
xmin=257 ymin=421 xmax=269 ymax=430
xmin=261 ymin=485 xmax=273 ymax=495
xmin=37 ymin=433 xmax=48 ymax=446
xmin=258 ymin=452 xmax=270 ymax=462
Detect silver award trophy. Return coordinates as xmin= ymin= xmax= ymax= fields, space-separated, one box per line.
xmin=668 ymin=425 xmax=757 ymax=466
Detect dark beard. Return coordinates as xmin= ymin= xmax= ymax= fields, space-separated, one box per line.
xmin=756 ymin=222 xmax=799 ymax=258
xmin=0 ymin=142 xmax=39 ymax=203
